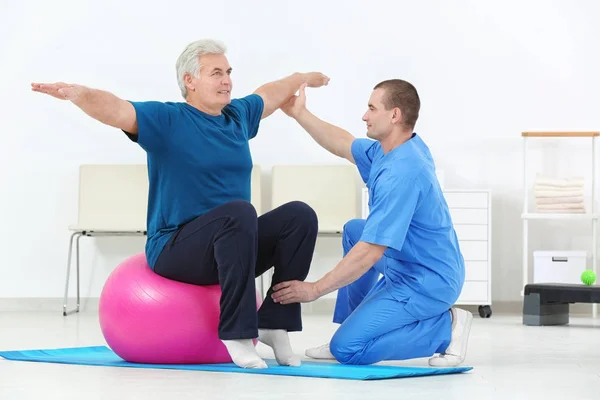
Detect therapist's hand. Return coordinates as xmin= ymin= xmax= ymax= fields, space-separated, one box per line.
xmin=272 ymin=280 xmax=320 ymax=304
xmin=280 ymin=83 xmax=308 ymax=119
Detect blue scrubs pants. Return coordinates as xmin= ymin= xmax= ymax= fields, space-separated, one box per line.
xmin=330 ymin=219 xmax=453 ymax=365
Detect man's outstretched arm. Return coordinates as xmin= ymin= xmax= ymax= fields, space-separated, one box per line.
xmin=31 ymin=82 xmax=138 ymax=133
xmin=253 ymin=72 xmax=329 ymax=119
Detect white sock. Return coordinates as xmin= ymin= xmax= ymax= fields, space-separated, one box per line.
xmin=258 ymin=329 xmax=301 ymax=366
xmin=221 ymin=339 xmax=267 ymax=369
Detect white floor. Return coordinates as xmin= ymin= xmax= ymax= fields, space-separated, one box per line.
xmin=1 ymin=309 xmax=599 ymax=400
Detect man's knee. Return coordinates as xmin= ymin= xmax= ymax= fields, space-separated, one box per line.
xmin=283 ymin=201 xmax=318 ymax=233
xmin=221 ymin=200 xmax=258 ymax=228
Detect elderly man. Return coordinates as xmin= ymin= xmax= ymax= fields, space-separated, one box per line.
xmin=272 ymin=79 xmax=473 ymax=367
xmin=32 ymin=39 xmax=329 ymax=369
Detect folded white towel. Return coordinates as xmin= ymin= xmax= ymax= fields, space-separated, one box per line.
xmin=535 ymin=176 xmax=585 ymax=187
xmin=534 ymin=184 xmax=584 ymax=192
xmin=535 ymin=190 xmax=584 ymax=198
xmin=536 ymin=202 xmax=585 ymax=210
xmin=535 ymin=196 xmax=584 ymax=205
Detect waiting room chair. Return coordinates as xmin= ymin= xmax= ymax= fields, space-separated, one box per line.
xmin=63 ymin=164 xmax=149 ymax=316
xmin=260 ymin=165 xmax=361 ymax=295
xmin=270 ymin=165 xmax=360 ymax=234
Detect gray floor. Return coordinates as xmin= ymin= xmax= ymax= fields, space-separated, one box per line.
xmin=0 ymin=309 xmax=599 ymax=399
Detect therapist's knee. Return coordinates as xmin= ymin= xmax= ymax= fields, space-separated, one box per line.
xmin=329 ymin=331 xmax=360 ymax=365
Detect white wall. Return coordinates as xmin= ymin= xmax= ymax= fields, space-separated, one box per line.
xmin=1 ymin=0 xmax=600 ymax=305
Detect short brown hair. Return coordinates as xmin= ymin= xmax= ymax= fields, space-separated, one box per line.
xmin=373 ymin=79 xmax=420 ymax=129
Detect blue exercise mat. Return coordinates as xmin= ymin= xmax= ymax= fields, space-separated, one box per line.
xmin=0 ymin=345 xmax=472 ymax=380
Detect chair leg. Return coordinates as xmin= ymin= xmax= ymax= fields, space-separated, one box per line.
xmin=75 ymin=233 xmax=81 ymax=312
xmin=63 ymin=232 xmax=82 ymax=316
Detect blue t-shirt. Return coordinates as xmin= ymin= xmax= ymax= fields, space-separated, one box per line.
xmin=124 ymin=94 xmax=264 ymax=268
xmin=352 ymin=134 xmax=465 ymax=312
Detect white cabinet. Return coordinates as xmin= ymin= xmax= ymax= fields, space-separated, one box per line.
xmin=361 ymin=188 xmax=493 ymax=317
xmin=445 ymin=190 xmax=492 ymax=317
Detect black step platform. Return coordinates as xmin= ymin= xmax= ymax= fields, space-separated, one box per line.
xmin=523 ymin=283 xmax=600 ymax=326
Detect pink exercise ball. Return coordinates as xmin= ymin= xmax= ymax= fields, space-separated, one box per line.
xmin=98 ymin=252 xmax=262 ymax=364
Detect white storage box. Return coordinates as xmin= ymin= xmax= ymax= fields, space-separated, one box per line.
xmin=533 ymin=251 xmax=587 ymax=284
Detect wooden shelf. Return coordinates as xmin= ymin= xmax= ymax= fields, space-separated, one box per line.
xmin=522 ymin=131 xmax=600 ymax=137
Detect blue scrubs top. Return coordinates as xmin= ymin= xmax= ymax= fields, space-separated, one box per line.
xmin=352 ymin=134 xmax=465 ymax=316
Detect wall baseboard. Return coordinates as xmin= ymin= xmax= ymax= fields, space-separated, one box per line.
xmin=0 ymin=298 xmax=101 ymax=313
xmin=305 ymin=299 xmax=598 ymax=317
xmin=1 ymin=298 xmax=597 ymax=317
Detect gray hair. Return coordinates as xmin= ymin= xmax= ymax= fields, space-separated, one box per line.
xmin=175 ymin=39 xmax=227 ymax=99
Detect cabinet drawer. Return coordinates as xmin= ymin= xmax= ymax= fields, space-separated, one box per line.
xmin=444 ymin=192 xmax=488 ymax=209
xmin=457 ymin=281 xmax=489 ymax=303
xmin=465 ymin=261 xmax=488 ymax=281
xmin=459 ymin=241 xmax=488 ymax=260
xmin=454 ymin=224 xmax=488 ymax=240
xmin=450 ymin=208 xmax=487 ymax=224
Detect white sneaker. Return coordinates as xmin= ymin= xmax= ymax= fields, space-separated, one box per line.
xmin=428 ymin=307 xmax=473 ymax=367
xmin=305 ymin=342 xmax=335 ymax=360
